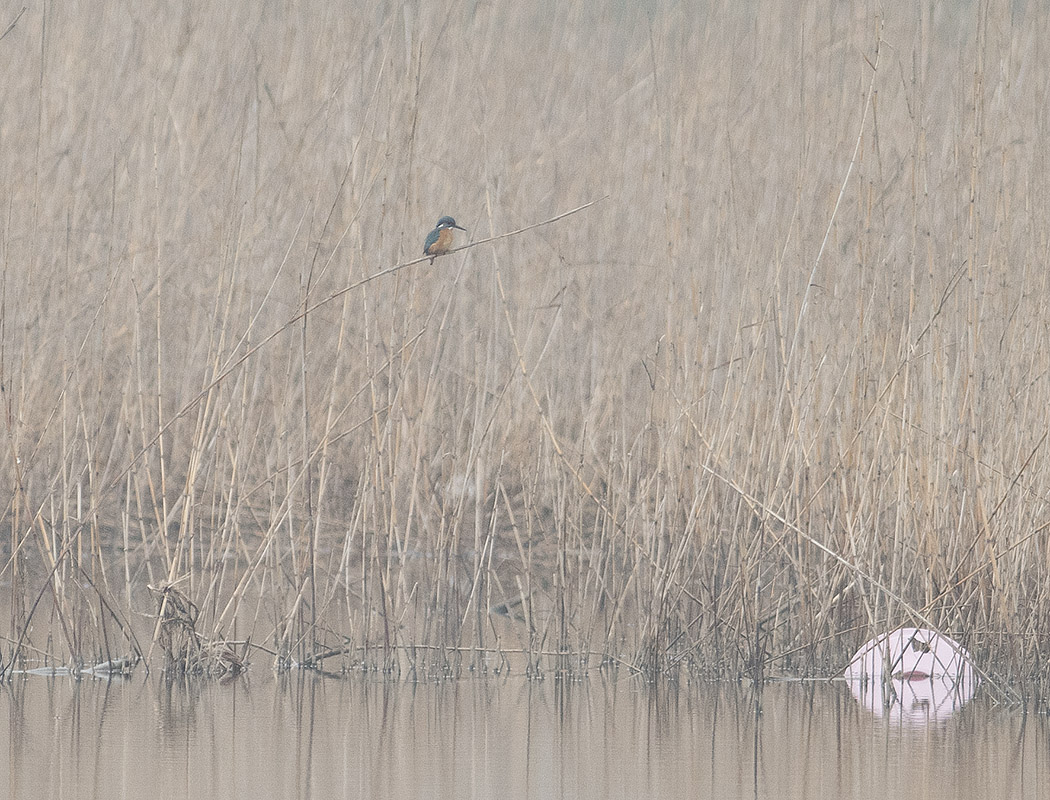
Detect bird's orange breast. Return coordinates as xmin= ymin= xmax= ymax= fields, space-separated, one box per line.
xmin=428 ymin=227 xmax=455 ymax=255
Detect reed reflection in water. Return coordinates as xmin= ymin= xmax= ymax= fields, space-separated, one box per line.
xmin=1 ymin=676 xmax=1046 ymax=799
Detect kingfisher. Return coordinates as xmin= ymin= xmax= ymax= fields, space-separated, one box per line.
xmin=423 ymin=216 xmax=466 ymax=264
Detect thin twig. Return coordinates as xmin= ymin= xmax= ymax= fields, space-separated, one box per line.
xmin=786 ymin=24 xmax=882 ymax=370
xmin=0 ymin=6 xmax=25 ymax=43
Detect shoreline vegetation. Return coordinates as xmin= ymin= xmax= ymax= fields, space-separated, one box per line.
xmin=2 ymin=2 xmax=1050 ymax=703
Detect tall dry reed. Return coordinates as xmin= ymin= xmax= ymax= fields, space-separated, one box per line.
xmin=0 ymin=1 xmax=1048 ymax=697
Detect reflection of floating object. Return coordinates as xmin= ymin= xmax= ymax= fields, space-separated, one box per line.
xmin=843 ymin=628 xmax=978 ymax=724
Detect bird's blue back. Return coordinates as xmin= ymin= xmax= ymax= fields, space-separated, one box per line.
xmin=423 ymin=227 xmax=442 ymax=254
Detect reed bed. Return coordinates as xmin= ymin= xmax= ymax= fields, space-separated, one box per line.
xmin=1 ymin=0 xmax=1049 ymax=696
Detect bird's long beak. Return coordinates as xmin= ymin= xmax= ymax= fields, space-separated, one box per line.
xmin=454 ymin=224 xmax=466 ymax=231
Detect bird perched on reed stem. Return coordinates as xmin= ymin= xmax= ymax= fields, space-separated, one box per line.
xmin=423 ymin=216 xmax=466 ymax=264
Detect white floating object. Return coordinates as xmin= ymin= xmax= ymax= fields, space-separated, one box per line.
xmin=844 ymin=627 xmax=973 ymax=680
xmin=843 ymin=627 xmax=978 ymax=724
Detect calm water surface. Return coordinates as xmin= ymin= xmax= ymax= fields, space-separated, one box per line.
xmin=1 ymin=675 xmax=1046 ymax=799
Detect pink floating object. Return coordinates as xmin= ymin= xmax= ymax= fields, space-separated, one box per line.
xmin=843 ymin=627 xmax=978 ymax=724
xmin=897 ymin=670 xmax=931 ymax=681
xmin=844 ymin=627 xmax=972 ymax=680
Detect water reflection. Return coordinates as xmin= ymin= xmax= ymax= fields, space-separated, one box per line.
xmin=0 ymin=675 xmax=1046 ymax=799
xmin=844 ymin=672 xmax=979 ymax=726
